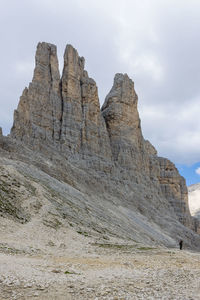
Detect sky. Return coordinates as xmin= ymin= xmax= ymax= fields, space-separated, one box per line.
xmin=0 ymin=0 xmax=200 ymax=185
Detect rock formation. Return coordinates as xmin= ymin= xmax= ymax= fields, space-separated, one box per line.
xmin=156 ymin=158 xmax=192 ymax=227
xmin=101 ymin=73 xmax=194 ymax=230
xmin=1 ymin=41 xmax=198 ymax=247
xmin=11 ymin=43 xmax=62 ymax=144
xmin=11 ymin=43 xmax=111 ymax=160
xmin=101 ymin=73 xmax=147 ymax=170
xmin=60 ymin=45 xmax=111 ymax=160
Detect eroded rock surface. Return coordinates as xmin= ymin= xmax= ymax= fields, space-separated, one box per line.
xmin=101 ymin=73 xmax=193 ymax=231
xmin=5 ymin=41 xmax=200 ymax=244
xmin=60 ymin=45 xmax=111 ymax=159
xmin=101 ymin=73 xmax=147 ymax=171
xmin=11 ymin=43 xmax=62 ymax=144
xmin=156 ymin=158 xmax=192 ymax=227
xmin=11 ymin=43 xmax=111 ymax=161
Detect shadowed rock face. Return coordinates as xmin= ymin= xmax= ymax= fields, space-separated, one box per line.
xmin=60 ymin=45 xmax=111 ymax=159
xmin=9 ymin=42 xmax=199 ymax=235
xmin=156 ymin=157 xmax=191 ymax=227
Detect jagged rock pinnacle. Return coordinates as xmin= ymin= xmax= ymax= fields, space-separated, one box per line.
xmin=101 ymin=73 xmax=144 ymax=165
xmin=11 ymin=42 xmax=111 ymax=160
xmin=11 ymin=42 xmax=62 ymax=142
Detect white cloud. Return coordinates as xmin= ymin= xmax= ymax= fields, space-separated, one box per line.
xmin=139 ymin=98 xmax=200 ymax=164
xmin=15 ymin=61 xmax=34 ymax=76
xmin=196 ymin=168 xmax=200 ymax=176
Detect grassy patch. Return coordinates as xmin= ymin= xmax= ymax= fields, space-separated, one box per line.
xmin=137 ymin=247 xmax=155 ymax=251
xmin=0 ymin=244 xmax=26 ymax=255
xmin=43 ymin=218 xmax=62 ymax=230
xmin=64 ymin=270 xmax=80 ymax=275
xmin=92 ymin=243 xmax=137 ymax=250
xmin=77 ymin=231 xmax=89 ymax=237
xmin=0 ymin=182 xmax=29 ymax=223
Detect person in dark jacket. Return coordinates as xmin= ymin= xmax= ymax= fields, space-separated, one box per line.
xmin=179 ymin=240 xmax=183 ymax=250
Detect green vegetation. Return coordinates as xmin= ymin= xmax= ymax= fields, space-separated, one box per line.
xmin=64 ymin=270 xmax=80 ymax=275
xmin=77 ymin=230 xmax=89 ymax=237
xmin=92 ymin=243 xmax=156 ymax=252
xmin=0 ymin=243 xmax=26 ymax=255
xmin=43 ymin=218 xmax=62 ymax=230
xmin=137 ymin=247 xmax=155 ymax=251
xmin=0 ymin=180 xmax=28 ymax=222
xmin=92 ymin=243 xmax=137 ymax=250
xmin=0 ymin=173 xmax=30 ymax=223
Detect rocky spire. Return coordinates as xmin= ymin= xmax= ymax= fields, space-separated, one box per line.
xmin=11 ymin=42 xmax=62 ymax=143
xmin=11 ymin=42 xmax=111 ymax=159
xmin=60 ymin=44 xmax=111 ymax=159
xmin=101 ymin=73 xmax=148 ymax=169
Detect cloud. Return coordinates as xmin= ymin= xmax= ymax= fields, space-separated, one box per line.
xmin=139 ymin=95 xmax=200 ymax=164
xmin=1 ymin=0 xmax=200 ymax=165
xmin=196 ymin=168 xmax=200 ymax=176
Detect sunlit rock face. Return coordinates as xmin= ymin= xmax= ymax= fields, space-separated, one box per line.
xmin=188 ymin=184 xmax=200 ymax=218
xmin=101 ymin=73 xmax=146 ymax=170
xmin=11 ymin=43 xmax=62 ymax=144
xmin=11 ymin=43 xmax=111 ymax=161
xmin=10 ymin=42 xmax=199 ymax=236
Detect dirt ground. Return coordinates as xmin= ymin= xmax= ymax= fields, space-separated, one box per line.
xmin=0 ymin=220 xmax=200 ymax=300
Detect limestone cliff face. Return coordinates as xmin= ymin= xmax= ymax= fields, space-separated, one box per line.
xmin=11 ymin=43 xmax=111 ymax=160
xmin=101 ymin=73 xmax=194 ymax=230
xmin=11 ymin=43 xmax=62 ymax=143
xmin=101 ymin=73 xmax=147 ymax=170
xmin=155 ymin=157 xmax=192 ymax=228
xmin=60 ymin=45 xmax=111 ymax=159
xmin=10 ymin=42 xmax=197 ymax=233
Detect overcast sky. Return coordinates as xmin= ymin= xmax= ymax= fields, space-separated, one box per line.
xmin=1 ymin=0 xmax=200 ymax=171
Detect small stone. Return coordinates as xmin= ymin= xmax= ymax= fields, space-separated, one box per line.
xmin=33 ymin=292 xmax=39 ymax=297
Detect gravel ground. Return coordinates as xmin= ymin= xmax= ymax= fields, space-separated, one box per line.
xmin=0 ymin=222 xmax=200 ymax=300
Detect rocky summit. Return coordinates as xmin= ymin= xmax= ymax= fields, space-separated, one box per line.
xmin=1 ymin=42 xmax=200 ymax=249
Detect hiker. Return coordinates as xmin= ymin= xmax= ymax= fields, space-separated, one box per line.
xmin=179 ymin=240 xmax=183 ymax=250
